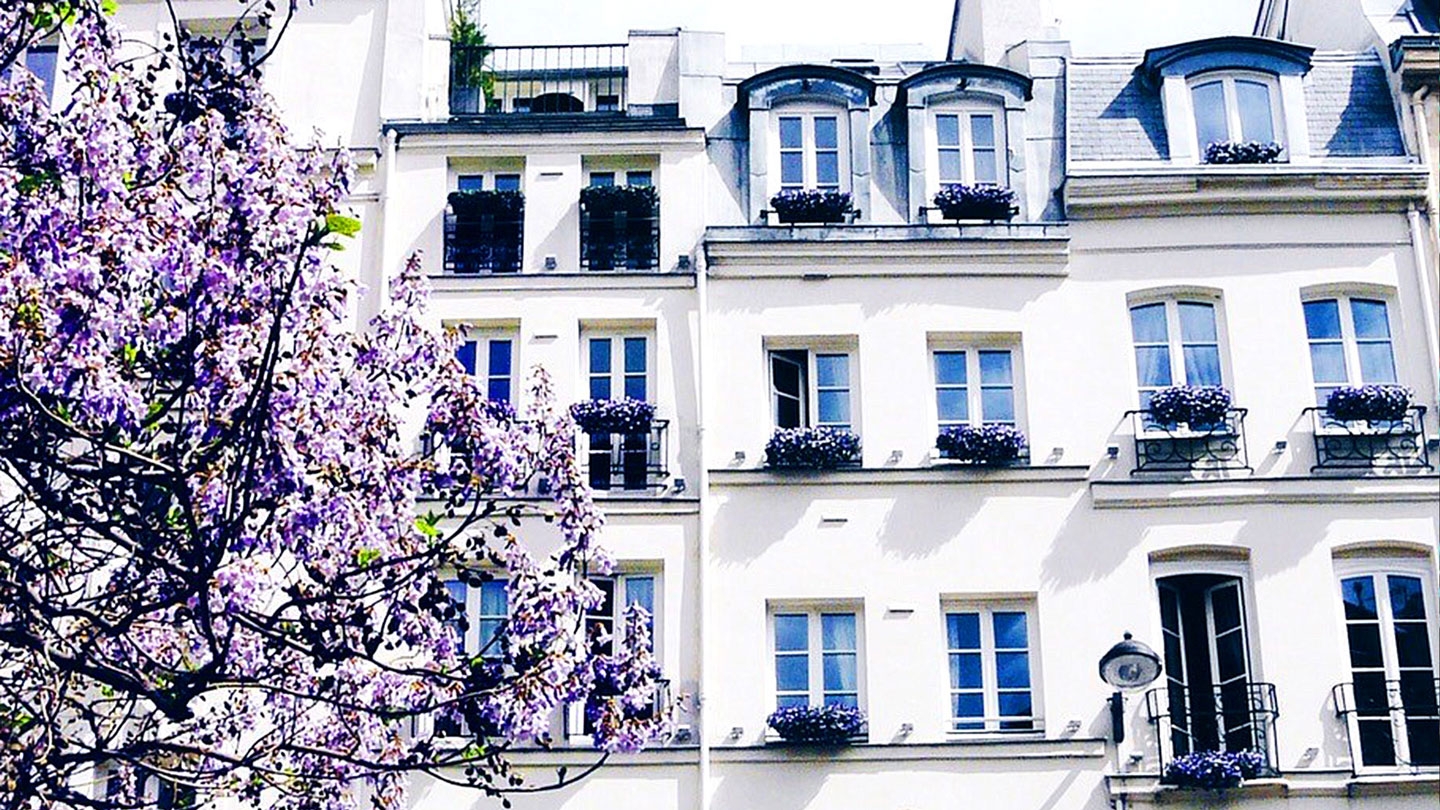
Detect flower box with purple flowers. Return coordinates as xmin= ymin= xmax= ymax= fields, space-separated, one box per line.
xmin=936 ymin=424 xmax=1028 ymax=465
xmin=1203 ymin=141 xmax=1284 ymax=165
xmin=932 ymin=183 xmax=1017 ymax=221
xmin=1324 ymin=384 xmax=1412 ymax=423
xmin=1147 ymin=386 xmax=1233 ymax=429
xmin=569 ymin=398 xmax=655 ymax=435
xmin=769 ymin=189 xmax=854 ymax=224
xmin=767 ymin=704 xmax=866 ymax=745
xmin=1161 ymin=749 xmax=1268 ymax=790
xmin=765 ymin=427 xmax=862 ymax=470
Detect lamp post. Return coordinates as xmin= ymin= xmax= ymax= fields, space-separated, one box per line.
xmin=1098 ymin=632 xmax=1163 ymax=744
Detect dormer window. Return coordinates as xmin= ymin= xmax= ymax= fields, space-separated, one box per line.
xmin=1190 ymin=74 xmax=1281 ymax=152
xmin=778 ymin=110 xmax=845 ymax=192
xmin=935 ymin=110 xmax=1002 ymax=186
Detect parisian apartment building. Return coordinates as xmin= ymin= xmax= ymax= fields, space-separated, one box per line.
xmin=55 ymin=0 xmax=1440 ymax=808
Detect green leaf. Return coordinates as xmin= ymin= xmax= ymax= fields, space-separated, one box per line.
xmin=324 ymin=213 xmax=362 ymax=238
xmin=355 ymin=548 xmax=381 ymax=568
xmin=414 ymin=513 xmax=440 ymax=538
xmin=101 ymin=0 xmax=119 ymax=15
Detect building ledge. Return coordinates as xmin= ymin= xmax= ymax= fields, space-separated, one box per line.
xmin=1090 ymin=473 xmax=1440 ymax=509
xmin=710 ymin=465 xmax=1091 ymax=486
xmin=1065 ymin=167 xmax=1427 ymax=218
xmin=712 ymin=735 xmax=1107 ymax=764
xmin=1107 ymin=770 xmax=1439 ymax=802
xmin=427 ymin=271 xmax=696 ymax=293
xmin=419 ymin=494 xmax=699 ymax=517
xmin=703 ymin=223 xmax=1070 ymax=277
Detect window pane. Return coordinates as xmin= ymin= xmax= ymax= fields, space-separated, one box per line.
xmin=937 ymin=389 xmax=969 ymax=422
xmin=979 ymin=351 xmax=1012 ymax=384
xmin=589 ymin=172 xmax=615 ymax=187
xmin=1351 ymin=300 xmax=1391 ymax=339
xmin=590 ymin=377 xmax=612 ymax=400
xmin=626 ymin=171 xmax=653 ymax=187
xmin=624 ymin=576 xmax=655 ymax=614
xmin=493 ymin=174 xmax=521 ymax=191
xmin=936 ymin=114 xmax=960 ymax=146
xmin=993 ymin=612 xmax=1028 ymax=648
xmin=624 ymin=375 xmax=647 ymax=401
xmin=1182 ymin=346 xmax=1223 ymax=386
xmin=970 ymin=115 xmax=996 ymax=148
xmin=953 ymin=692 xmax=984 ymax=721
xmin=777 ymin=398 xmax=802 ymax=428
xmin=589 ymin=339 xmax=612 ymax=374
xmin=488 ymin=340 xmax=512 ymax=376
xmin=1130 ymin=303 xmax=1169 ymax=343
xmin=624 ymin=337 xmax=647 ymax=374
xmin=972 ymin=148 xmax=998 ymax=184
xmin=813 ymin=117 xmax=838 ymax=149
xmin=1309 ymin=344 xmax=1348 ymax=384
xmin=947 ymin=613 xmax=980 ymax=649
xmin=1192 ymin=81 xmax=1228 ymax=146
xmin=777 ymin=694 xmax=808 ymax=709
xmin=823 ymin=653 xmax=857 ymax=690
xmin=457 ymin=175 xmax=484 ymax=191
xmin=775 ymin=655 xmax=809 ymax=691
xmin=1178 ymin=302 xmax=1218 ymax=342
xmin=816 ymin=354 xmax=849 ymax=387
xmin=1395 ymin=623 xmax=1434 ymax=668
xmin=480 ymin=580 xmax=507 ymax=615
xmin=772 ymin=355 xmax=803 ymax=397
xmin=1304 ymin=300 xmax=1343 ymax=339
xmin=456 ymin=340 xmax=477 ymax=375
xmin=998 ymin=692 xmax=1033 ymax=718
xmin=780 ymin=152 xmax=804 ymax=185
xmin=1341 ymin=576 xmax=1378 ymax=621
xmin=24 ymin=47 xmax=57 ymax=100
xmin=996 ymin=652 xmax=1031 ymax=688
xmin=488 ymin=378 xmax=511 ymax=403
xmin=816 ymin=152 xmax=840 ymax=186
xmin=818 ymin=390 xmax=850 ymax=425
xmin=935 ymin=352 xmax=967 ymax=385
xmin=1389 ymin=576 xmax=1426 ymax=620
xmin=951 ymin=652 xmax=983 ymax=688
xmin=779 ymin=117 xmax=803 ymax=148
xmin=981 ymin=388 xmax=1015 ymax=422
xmin=1235 ymin=80 xmax=1274 ymax=143
xmin=1347 ymin=624 xmax=1384 ymax=668
xmin=775 ymin=614 xmax=808 ymax=650
xmin=1357 ymin=342 xmax=1398 ymax=383
xmin=938 ymin=150 xmax=963 ymax=184
xmin=821 ymin=613 xmax=856 ymax=650
xmin=824 ymin=693 xmax=859 ymax=708
xmin=1135 ymin=346 xmax=1173 ymax=388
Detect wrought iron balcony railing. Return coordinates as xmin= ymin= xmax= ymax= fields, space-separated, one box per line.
xmin=443 ymin=212 xmax=524 ymax=274
xmin=450 ymin=44 xmax=627 ymax=116
xmin=1145 ymin=681 xmax=1279 ymax=774
xmin=581 ymin=420 xmax=669 ymax=492
xmin=579 ymin=206 xmax=660 ymax=271
xmin=1333 ymin=677 xmax=1440 ymax=772
xmin=1304 ymin=406 xmax=1432 ymax=472
xmin=1126 ymin=407 xmax=1251 ymax=475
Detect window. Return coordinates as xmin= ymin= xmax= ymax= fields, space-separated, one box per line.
xmin=181 ymin=20 xmax=266 ymax=75
xmin=24 ymin=44 xmax=57 ymax=101
xmin=1130 ymin=299 xmax=1224 ymax=408
xmin=587 ymin=335 xmax=648 ymax=402
xmin=458 ymin=173 xmax=521 ymax=192
xmin=1303 ymin=297 xmax=1398 ymax=405
xmin=570 ymin=572 xmax=660 ymax=737
xmin=778 ymin=110 xmax=846 ymax=191
xmin=444 ymin=578 xmax=508 ymax=660
xmin=946 ymin=604 xmax=1038 ymax=732
xmin=935 ymin=111 xmax=1002 ymax=186
xmin=769 ymin=349 xmax=853 ymax=432
xmin=456 ymin=331 xmax=516 ymax=403
xmin=1336 ymin=568 xmax=1438 ymax=769
xmin=1190 ymin=74 xmax=1281 ymax=149
xmin=773 ymin=609 xmax=861 ymax=710
xmin=934 ymin=348 xmax=1016 ymax=428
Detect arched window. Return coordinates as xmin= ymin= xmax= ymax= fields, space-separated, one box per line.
xmin=1128 ymin=291 xmax=1228 ymax=408
xmin=1189 ymin=72 xmax=1283 ymax=152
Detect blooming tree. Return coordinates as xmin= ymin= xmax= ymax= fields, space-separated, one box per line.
xmin=0 ymin=3 xmax=668 ymax=808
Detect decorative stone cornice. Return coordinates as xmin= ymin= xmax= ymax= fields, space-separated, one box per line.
xmin=1065 ymin=168 xmax=1428 ymax=218
xmin=703 ymin=224 xmax=1070 ymax=276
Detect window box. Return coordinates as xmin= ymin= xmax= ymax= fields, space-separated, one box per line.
xmin=765 ymin=427 xmax=861 ymax=470
xmin=936 ymin=424 xmax=1028 ymax=465
xmin=932 ymin=184 xmax=1016 ymax=222
xmin=769 ymin=189 xmax=854 ymax=225
xmin=580 ymin=185 xmax=660 ymax=271
xmin=1161 ymin=749 xmax=1271 ymax=790
xmin=1305 ymin=405 xmax=1431 ymax=472
xmin=445 ymin=190 xmax=524 ymax=274
xmin=570 ymin=398 xmax=655 ymax=435
xmin=1202 ymin=140 xmax=1283 ymax=165
xmin=1128 ymin=406 xmax=1251 ymax=474
xmin=1145 ymin=682 xmax=1279 ymax=782
xmin=766 ymin=705 xmax=867 ymax=746
xmin=1325 ymin=385 xmax=1413 ymax=423
xmin=1146 ymin=385 xmax=1233 ymax=429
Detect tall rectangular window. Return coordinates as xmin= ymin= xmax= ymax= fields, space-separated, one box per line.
xmin=1130 ymin=299 xmax=1224 ymax=408
xmin=934 ymin=111 xmax=1004 ymax=187
xmin=946 ymin=605 xmax=1037 ymax=732
xmin=773 ymin=609 xmax=861 ymax=710
xmin=769 ymin=348 xmax=855 ymax=432
xmin=934 ymin=348 xmax=1018 ymax=428
xmin=456 ymin=333 xmax=516 ymax=404
xmin=587 ymin=336 xmax=648 ymax=401
xmin=572 ymin=573 xmax=661 ymax=736
xmin=777 ymin=112 xmax=845 ymax=191
xmin=1304 ymin=297 xmax=1398 ymax=405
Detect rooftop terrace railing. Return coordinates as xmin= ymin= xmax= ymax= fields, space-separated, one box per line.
xmin=450 ymin=44 xmax=628 ymax=116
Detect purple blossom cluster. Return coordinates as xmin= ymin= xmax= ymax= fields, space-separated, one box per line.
xmin=570 ymin=397 xmax=656 ymax=435
xmin=1325 ymin=384 xmax=1413 ymax=422
xmin=1148 ymin=385 xmax=1233 ymax=427
xmin=1161 ymin=749 xmax=1268 ymax=790
xmin=1203 ymin=140 xmax=1285 ymax=165
xmin=936 ymin=424 xmax=1028 ymax=464
xmin=769 ymin=188 xmax=854 ymax=224
xmin=932 ymin=183 xmax=1017 ymax=221
xmin=765 ymin=427 xmax=862 ymax=469
xmin=767 ymin=704 xmax=867 ymax=744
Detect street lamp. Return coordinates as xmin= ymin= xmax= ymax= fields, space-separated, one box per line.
xmin=1098 ymin=632 xmax=1162 ymax=743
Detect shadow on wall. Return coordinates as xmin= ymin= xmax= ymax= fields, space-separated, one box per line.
xmin=1096 ymin=72 xmax=1170 ymax=160
xmin=1316 ymin=61 xmax=1406 ymax=157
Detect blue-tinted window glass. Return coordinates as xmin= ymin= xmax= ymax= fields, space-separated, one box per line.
xmin=951 ymin=652 xmax=983 ymax=688
xmin=1342 ymin=576 xmax=1378 ymax=621
xmin=971 ymin=115 xmax=996 ymax=148
xmin=589 ymin=172 xmax=616 ymax=187
xmin=457 ymin=175 xmax=484 ymax=192
xmin=590 ymin=377 xmax=612 ymax=400
xmin=1130 ymin=303 xmax=1168 ymax=343
xmin=937 ymin=389 xmax=969 ymax=423
xmin=479 ymin=580 xmax=506 ymax=615
xmin=1388 ymin=576 xmax=1426 ymax=621
xmin=1351 ymin=300 xmax=1391 ymax=339
xmin=936 ymin=114 xmax=960 ymax=146
xmin=779 ymin=117 xmax=803 ymax=149
xmin=488 ymin=378 xmax=511 ymax=403
xmin=813 ymin=117 xmax=838 ymax=149
xmin=938 ymin=151 xmax=963 ymax=184
xmin=993 ymin=612 xmax=1028 ymax=648
xmin=823 ymin=653 xmax=857 ymax=690
xmin=817 ymin=391 xmax=849 ymax=425
xmin=822 ymin=613 xmax=856 ymax=650
xmin=775 ymin=656 xmax=808 ymax=691
xmin=488 ymin=340 xmax=512 ymax=376
xmin=947 ymin=613 xmax=981 ymax=650
xmin=998 ymin=692 xmax=1033 ymax=718
xmin=493 ymin=174 xmax=521 ymax=191
xmin=1192 ymin=80 xmax=1228 ymax=146
xmin=935 ymin=352 xmax=967 ymax=385
xmin=1178 ymin=302 xmax=1218 ymax=342
xmin=1183 ymin=346 xmax=1223 ymax=386
xmin=455 ymin=340 xmax=477 ymax=375
xmin=589 ymin=339 xmax=611 ymax=374
xmin=953 ymin=693 xmax=984 ymax=722
xmin=25 ymin=46 xmax=58 ymax=101
xmin=624 ymin=338 xmax=647 ymax=374
xmin=1358 ymin=343 xmax=1398 ymax=383
xmin=626 ymin=171 xmax=653 ymax=187
xmin=816 ymin=355 xmax=849 ymax=387
xmin=775 ymin=614 xmax=808 ymax=651
xmin=996 ymin=652 xmax=1031 ymax=688
xmin=981 ymin=389 xmax=1015 ymax=423
xmin=979 ymin=351 xmax=1012 ymax=384
xmin=1309 ymin=345 xmax=1348 ymax=383
xmin=1304 ymin=300 xmax=1343 ymax=339
xmin=816 ymin=152 xmax=840 ymax=186
xmin=1135 ymin=347 xmax=1173 ymax=388
xmin=1235 ymin=80 xmax=1274 ymax=143
xmin=781 ymin=152 xmax=804 ymax=186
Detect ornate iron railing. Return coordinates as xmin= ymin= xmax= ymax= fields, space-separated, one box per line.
xmin=443 ymin=212 xmax=524 ymax=274
xmin=1304 ymin=406 xmax=1431 ymax=472
xmin=1145 ymin=682 xmax=1279 ymax=774
xmin=450 ymin=43 xmax=627 ymax=116
xmin=1332 ymin=678 xmax=1440 ymax=772
xmin=579 ymin=206 xmax=660 ymax=271
xmin=1127 ymin=407 xmax=1251 ymax=474
xmin=581 ymin=420 xmax=669 ymax=492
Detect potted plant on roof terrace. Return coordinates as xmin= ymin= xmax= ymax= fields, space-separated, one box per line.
xmin=769 ymin=189 xmax=854 ymax=225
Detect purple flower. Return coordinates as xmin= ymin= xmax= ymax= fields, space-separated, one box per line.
xmin=767 ymin=704 xmax=866 ymax=744
xmin=936 ymin=424 xmax=1028 ymax=464
xmin=1325 ymin=384 xmax=1412 ymax=422
xmin=1148 ymin=386 xmax=1233 ymax=427
xmin=1162 ymin=749 xmax=1268 ymax=789
xmin=569 ymin=397 xmax=655 ymax=434
xmin=765 ymin=427 xmax=862 ymax=469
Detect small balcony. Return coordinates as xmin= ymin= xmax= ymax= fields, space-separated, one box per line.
xmin=450 ymin=43 xmax=627 ymax=117
xmin=1146 ymin=681 xmax=1280 ymax=775
xmin=1333 ymin=677 xmax=1440 ymax=772
xmin=581 ymin=420 xmax=669 ymax=492
xmin=579 ymin=189 xmax=660 ymax=271
xmin=1127 ymin=408 xmax=1251 ymax=475
xmin=443 ymin=211 xmax=524 ymax=274
xmin=1304 ymin=406 xmax=1432 ymax=472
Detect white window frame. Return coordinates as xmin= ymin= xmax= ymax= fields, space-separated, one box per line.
xmin=583 ymin=332 xmax=653 ymax=403
xmin=771 ymin=103 xmax=850 ymax=194
xmin=930 ymin=343 xmax=1022 ymax=430
xmin=1186 ymin=71 xmax=1286 ymax=156
xmin=443 ymin=576 xmax=509 ymax=660
xmin=930 ymin=106 xmax=1008 ymax=192
xmin=767 ymin=603 xmax=867 ymax=715
xmin=942 ymin=599 xmax=1043 ymax=735
xmin=455 ymin=326 xmax=518 ymax=405
xmin=566 ymin=570 xmax=663 ymax=742
xmin=456 ymin=171 xmax=523 ymax=193
xmin=1128 ymin=293 xmax=1230 ymax=407
xmin=1332 ymin=557 xmax=1440 ymax=773
xmin=1301 ymin=293 xmax=1401 ymax=404
xmin=767 ymin=345 xmax=857 ymax=433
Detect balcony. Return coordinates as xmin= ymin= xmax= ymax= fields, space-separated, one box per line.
xmin=1333 ymin=677 xmax=1440 ymax=772
xmin=1305 ymin=406 xmax=1432 ymax=472
xmin=1145 ymin=682 xmax=1279 ymax=775
xmin=579 ymin=188 xmax=660 ymax=272
xmin=450 ymin=43 xmax=627 ymax=117
xmin=443 ymin=211 xmax=523 ymax=274
xmin=581 ymin=420 xmax=669 ymax=492
xmin=1127 ymin=408 xmax=1251 ymax=475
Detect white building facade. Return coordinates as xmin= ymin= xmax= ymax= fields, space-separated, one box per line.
xmin=88 ymin=1 xmax=1440 ymax=808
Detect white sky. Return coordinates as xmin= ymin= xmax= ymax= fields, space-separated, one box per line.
xmin=474 ymin=0 xmax=1262 ymax=58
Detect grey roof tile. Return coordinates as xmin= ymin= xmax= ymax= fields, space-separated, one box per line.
xmin=1068 ymin=63 xmax=1169 ymax=161
xmin=1304 ymin=57 xmax=1405 ymax=157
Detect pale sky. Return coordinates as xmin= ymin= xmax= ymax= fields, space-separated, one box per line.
xmin=475 ymin=0 xmax=1262 ymax=59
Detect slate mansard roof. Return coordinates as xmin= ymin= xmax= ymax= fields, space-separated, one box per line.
xmin=1068 ymin=51 xmax=1406 ymax=163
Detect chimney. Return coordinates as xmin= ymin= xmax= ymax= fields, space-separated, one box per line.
xmin=947 ymin=0 xmax=1048 ymax=65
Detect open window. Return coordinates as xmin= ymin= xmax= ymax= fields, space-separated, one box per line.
xmin=769 ymin=348 xmax=854 ymax=433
